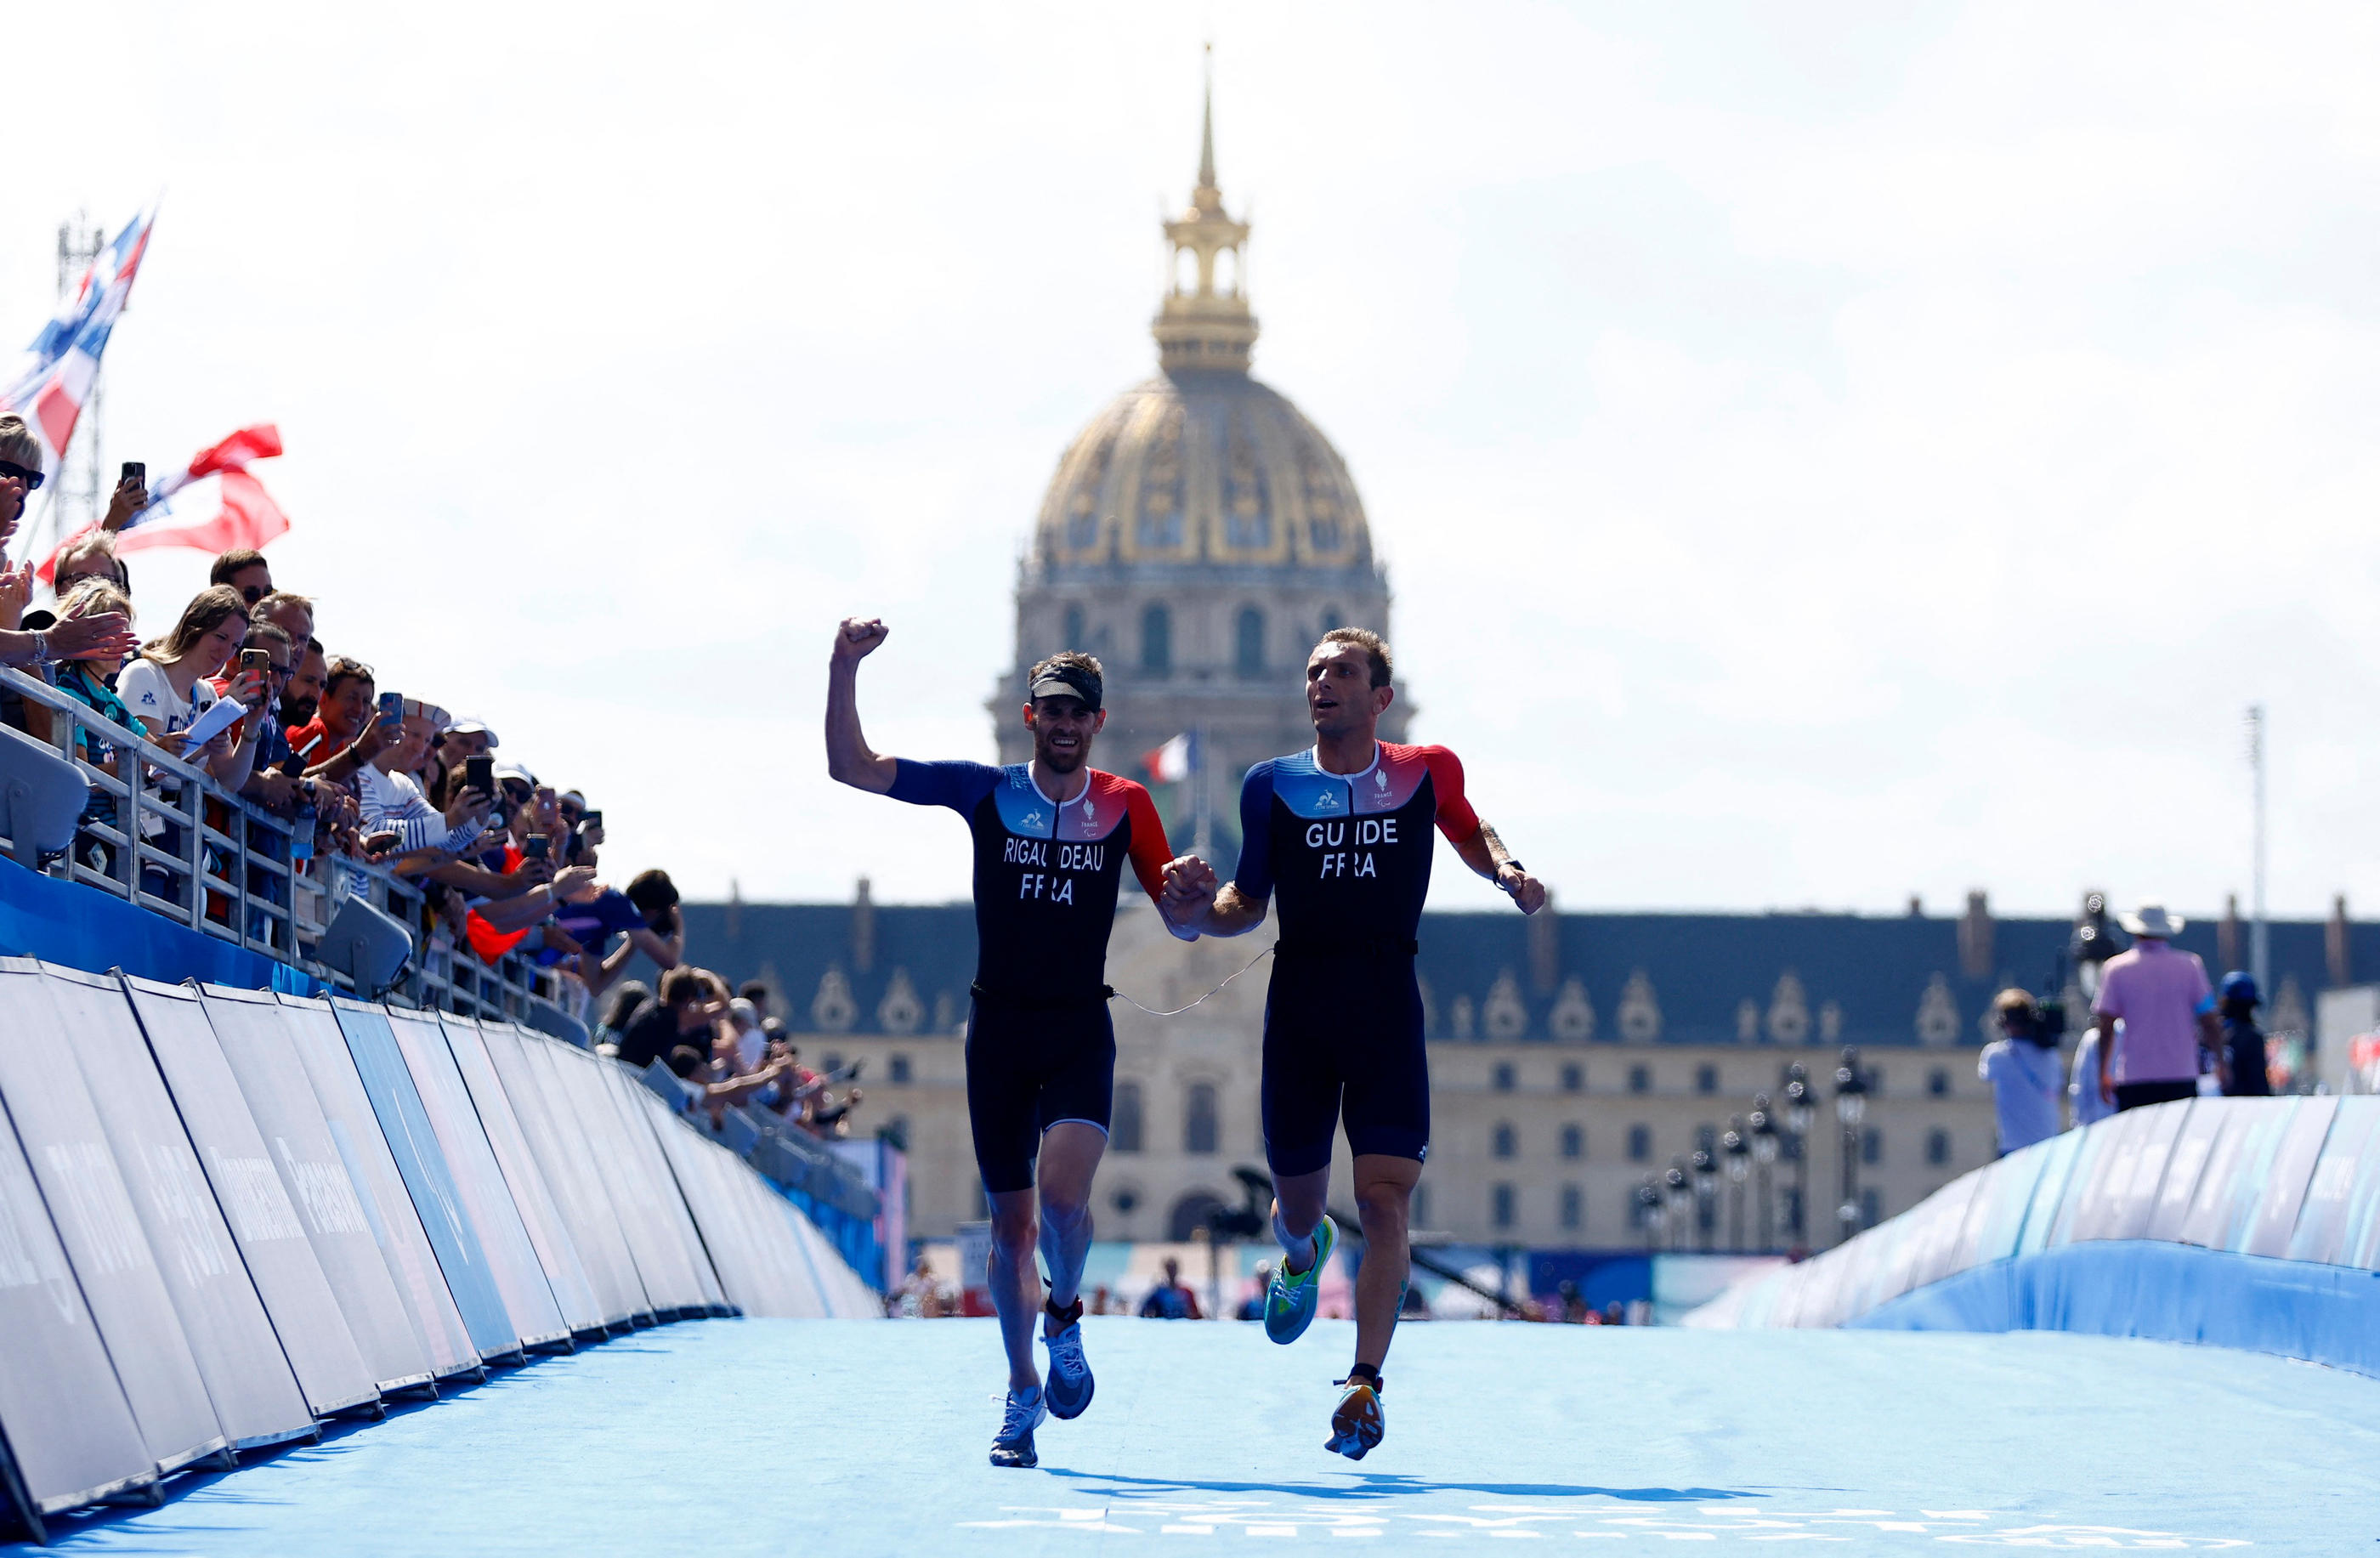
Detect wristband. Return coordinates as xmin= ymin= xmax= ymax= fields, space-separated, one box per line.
xmin=29 ymin=630 xmax=53 ymax=669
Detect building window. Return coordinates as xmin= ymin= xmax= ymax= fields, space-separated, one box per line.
xmin=1493 ymin=1122 xmax=1517 ymax=1159
xmin=1861 ymin=1187 xmax=1882 ymax=1228
xmin=1928 ymin=1068 xmax=1950 ymax=1097
xmin=1492 ymin=1183 xmax=1516 ymax=1230
xmin=1412 ymin=1183 xmax=1431 ymax=1229
xmin=1112 ymin=1082 xmax=1144 ymax=1153
xmin=1561 ymin=1062 xmax=1583 ymax=1093
xmin=1184 ymin=1082 xmax=1217 ymax=1154
xmin=820 ymin=1053 xmax=843 ymax=1076
xmin=1319 ymin=603 xmax=1342 ymax=632
xmin=888 ymin=1055 xmax=911 ymax=1085
xmin=1696 ymin=1064 xmax=1718 ymax=1096
xmin=1629 ymin=1064 xmax=1651 ymax=1095
xmin=1561 ymin=1184 xmax=1583 ymax=1231
xmin=1062 ymin=603 xmax=1088 ymax=651
xmin=1142 ymin=604 xmax=1171 ymax=675
xmin=1493 ymin=1062 xmax=1516 ymax=1093
xmin=1862 ymin=1127 xmax=1882 ymax=1166
xmin=1627 ymin=1124 xmax=1652 ymax=1163
xmin=1561 ymin=1124 xmax=1584 ymax=1160
xmin=1926 ymin=1129 xmax=1951 ymax=1166
xmin=1235 ymin=606 xmax=1266 ymax=678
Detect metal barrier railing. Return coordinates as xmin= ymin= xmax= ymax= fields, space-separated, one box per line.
xmin=0 ymin=664 xmax=580 ymax=1032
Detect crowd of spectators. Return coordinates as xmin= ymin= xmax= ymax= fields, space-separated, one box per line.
xmin=592 ymin=973 xmax=865 ymax=1140
xmin=0 ymin=412 xmax=742 ymax=1045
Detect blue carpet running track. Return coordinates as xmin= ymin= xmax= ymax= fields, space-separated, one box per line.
xmin=12 ymin=1317 xmax=2378 ymax=1555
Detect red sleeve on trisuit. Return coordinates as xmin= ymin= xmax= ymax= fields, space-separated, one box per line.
xmin=1119 ymin=779 xmax=1176 ymax=904
xmin=1420 ymin=745 xmax=1482 ymax=844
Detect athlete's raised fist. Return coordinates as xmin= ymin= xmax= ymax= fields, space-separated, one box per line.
xmin=833 ymin=616 xmax=889 ymax=662
xmin=1161 ymin=855 xmax=1219 ymax=909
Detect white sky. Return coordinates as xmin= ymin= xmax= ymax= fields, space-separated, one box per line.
xmin=6 ymin=2 xmax=2377 ymax=920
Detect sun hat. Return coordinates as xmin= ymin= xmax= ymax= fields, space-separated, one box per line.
xmin=2119 ymin=902 xmax=2184 ymax=938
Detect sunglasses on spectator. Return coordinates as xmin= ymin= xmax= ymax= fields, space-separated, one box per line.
xmin=240 ymin=586 xmax=265 ymax=605
xmin=0 ymin=460 xmax=43 ymax=490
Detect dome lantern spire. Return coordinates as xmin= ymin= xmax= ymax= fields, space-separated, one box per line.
xmin=1153 ymin=47 xmax=1257 ymax=374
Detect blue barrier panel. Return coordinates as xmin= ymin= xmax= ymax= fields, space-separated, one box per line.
xmin=1956 ymin=1139 xmax=2048 ymax=1269
xmin=273 ymin=994 xmax=481 ymax=1380
xmin=1907 ymin=1165 xmax=1982 ymax=1292
xmin=36 ymin=966 xmax=314 ymax=1453
xmin=0 ymin=1052 xmax=156 ymax=1526
xmin=2289 ymin=1097 xmax=2380 ymax=1266
xmin=0 ymin=853 xmax=316 ymax=998
xmin=330 ymin=999 xmax=523 ymax=1363
xmin=642 ymin=1104 xmax=785 ymax=1316
xmin=436 ymin=1016 xmax=601 ymax=1334
xmin=198 ymin=985 xmax=434 ymax=1396
xmin=2013 ymin=1125 xmax=2085 ymax=1256
xmin=124 ymin=977 xmax=377 ymax=1417
xmin=382 ymin=1009 xmax=570 ymax=1350
xmin=479 ymin=1025 xmax=647 ymax=1328
xmin=0 ymin=962 xmax=227 ymax=1476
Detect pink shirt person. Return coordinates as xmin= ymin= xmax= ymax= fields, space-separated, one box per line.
xmin=2094 ymin=937 xmax=2215 ymax=1085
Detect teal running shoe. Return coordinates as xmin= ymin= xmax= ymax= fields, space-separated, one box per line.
xmin=1263 ymin=1215 xmax=1337 ymax=1346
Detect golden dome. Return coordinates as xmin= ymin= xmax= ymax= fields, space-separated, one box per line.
xmin=1033 ymin=71 xmax=1374 ymax=576
xmin=1034 ymin=371 xmax=1374 ymax=572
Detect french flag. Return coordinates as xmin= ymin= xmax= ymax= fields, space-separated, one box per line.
xmin=0 ymin=204 xmax=158 ymax=482
xmin=37 ymin=424 xmax=289 ymax=585
xmin=1143 ymin=731 xmax=1197 ymax=784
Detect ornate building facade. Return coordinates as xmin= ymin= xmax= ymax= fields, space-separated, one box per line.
xmin=994 ymin=89 xmax=1403 ymax=850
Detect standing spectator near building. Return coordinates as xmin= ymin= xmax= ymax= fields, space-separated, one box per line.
xmin=1979 ymin=989 xmax=2065 ymax=1153
xmin=617 ymin=966 xmax=726 ymax=1071
xmin=1237 ymin=1264 xmax=1272 ymax=1321
xmin=2091 ymin=903 xmax=2220 ymax=1113
xmin=2069 ymin=1024 xmax=2113 ymax=1129
xmin=1138 ymin=1258 xmax=1203 ymax=1319
xmin=2217 ymin=972 xmax=2271 ymax=1096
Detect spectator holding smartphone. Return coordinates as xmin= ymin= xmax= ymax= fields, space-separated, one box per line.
xmin=360 ymin=700 xmax=494 ymax=854
xmin=292 ymin=656 xmax=389 ymax=787
xmin=117 ymin=585 xmax=269 ymax=790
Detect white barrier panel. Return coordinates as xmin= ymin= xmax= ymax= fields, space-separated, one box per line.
xmin=37 ymin=967 xmax=314 ymax=1453
xmin=610 ymin=1072 xmax=731 ymax=1314
xmin=546 ymin=1045 xmax=710 ymax=1314
xmin=123 ymin=978 xmax=378 ymax=1417
xmin=483 ymin=1025 xmax=651 ymax=1326
xmin=0 ymin=1049 xmax=156 ymax=1525
xmin=273 ymin=994 xmax=482 ymax=1380
xmin=380 ymin=1008 xmax=570 ymax=1351
xmin=436 ymin=1017 xmax=604 ymax=1336
xmin=644 ymin=1098 xmax=813 ymax=1317
xmin=0 ymin=963 xmax=228 ymax=1475
xmin=200 ymin=985 xmax=434 ymax=1396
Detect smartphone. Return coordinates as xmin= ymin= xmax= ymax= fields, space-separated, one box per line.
xmin=241 ymin=649 xmax=269 ymax=673
xmin=524 ymin=835 xmax=551 ymax=861
xmin=120 ymin=461 xmax=144 ymax=485
xmin=535 ymin=785 xmax=558 ymax=827
xmin=377 ymin=692 xmax=403 ymax=728
xmin=463 ymin=753 xmax=495 ymax=796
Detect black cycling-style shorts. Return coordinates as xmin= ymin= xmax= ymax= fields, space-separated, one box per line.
xmin=1260 ymin=953 xmax=1430 ymax=1178
xmin=965 ymin=990 xmax=1116 ymax=1194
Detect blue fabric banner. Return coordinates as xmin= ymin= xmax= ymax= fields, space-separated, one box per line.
xmin=0 ymin=853 xmax=319 ymax=996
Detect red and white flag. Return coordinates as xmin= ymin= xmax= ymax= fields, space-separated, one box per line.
xmin=37 ymin=423 xmax=287 ymax=583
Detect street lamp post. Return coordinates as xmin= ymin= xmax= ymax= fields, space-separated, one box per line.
xmin=1635 ymin=1174 xmax=1662 ymax=1252
xmin=1834 ymin=1045 xmax=1868 ymax=1244
xmin=1690 ymin=1143 xmax=1718 ymax=1253
xmin=1721 ymin=1116 xmax=1749 ymax=1253
xmin=1748 ymin=1095 xmax=1781 ymax=1253
xmin=1783 ymin=1063 xmax=1813 ymax=1249
xmin=1663 ymin=1157 xmax=1692 ymax=1252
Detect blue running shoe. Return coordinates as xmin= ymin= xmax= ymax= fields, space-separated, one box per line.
xmin=1041 ymin=1298 xmax=1093 ymax=1419
xmin=1264 ymin=1215 xmax=1337 ymax=1346
xmin=990 ymin=1386 xmax=1047 ymax=1469
xmin=1325 ymin=1371 xmax=1385 ymax=1460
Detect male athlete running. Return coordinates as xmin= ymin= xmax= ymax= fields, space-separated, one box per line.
xmin=1170 ymin=627 xmax=1545 ymax=1459
xmin=826 ymin=617 xmax=1201 ymax=1469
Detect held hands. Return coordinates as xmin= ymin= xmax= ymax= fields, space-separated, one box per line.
xmin=1161 ymin=855 xmax=1219 ymax=915
xmin=832 ymin=616 xmax=888 ymax=663
xmin=1496 ymin=863 xmax=1548 ymax=915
